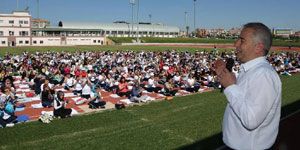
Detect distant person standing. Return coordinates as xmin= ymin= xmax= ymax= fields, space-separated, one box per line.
xmin=213 ymin=45 xmax=219 ymax=55
xmin=215 ymin=22 xmax=281 ymax=149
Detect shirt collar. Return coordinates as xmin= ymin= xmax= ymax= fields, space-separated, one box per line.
xmin=240 ymin=56 xmax=267 ymax=72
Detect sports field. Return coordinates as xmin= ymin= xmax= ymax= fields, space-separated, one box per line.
xmin=0 ymin=45 xmax=299 ymax=149
xmin=0 ymin=72 xmax=299 ymax=149
xmin=1 ymin=43 xmax=299 ymax=56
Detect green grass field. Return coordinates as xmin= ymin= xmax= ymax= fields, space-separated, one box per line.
xmin=108 ymin=37 xmax=300 ymax=47
xmin=0 ymin=74 xmax=299 ymax=150
xmin=0 ymin=45 xmax=209 ymax=56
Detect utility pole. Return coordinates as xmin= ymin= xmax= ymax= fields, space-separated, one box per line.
xmin=149 ymin=14 xmax=153 ymax=37
xmin=184 ymin=11 xmax=189 ymax=37
xmin=193 ymin=0 xmax=196 ymax=36
xmin=16 ymin=0 xmax=19 ymax=10
xmin=129 ymin=0 xmax=135 ymax=37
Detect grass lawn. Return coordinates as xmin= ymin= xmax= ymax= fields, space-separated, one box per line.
xmin=108 ymin=37 xmax=300 ymax=47
xmin=0 ymin=74 xmax=299 ymax=150
xmin=0 ymin=45 xmax=212 ymax=56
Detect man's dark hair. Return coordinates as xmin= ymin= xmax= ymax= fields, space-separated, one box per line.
xmin=243 ymin=22 xmax=272 ymax=55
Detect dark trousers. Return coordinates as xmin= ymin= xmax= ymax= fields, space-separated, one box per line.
xmin=42 ymin=101 xmax=52 ymax=108
xmin=146 ymin=87 xmax=161 ymax=93
xmin=89 ymin=101 xmax=106 ymax=109
xmin=81 ymin=94 xmax=91 ymax=99
xmin=54 ymin=108 xmax=72 ymax=118
xmin=0 ymin=115 xmax=17 ymax=127
xmin=118 ymin=91 xmax=131 ymax=98
xmin=0 ymin=118 xmax=6 ymax=127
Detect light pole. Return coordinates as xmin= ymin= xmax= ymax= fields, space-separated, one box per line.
xmin=136 ymin=0 xmax=140 ymax=42
xmin=150 ymin=14 xmax=153 ymax=36
xmin=184 ymin=11 xmax=189 ymax=37
xmin=16 ymin=0 xmax=19 ymax=10
xmin=129 ymin=0 xmax=135 ymax=37
xmin=193 ymin=0 xmax=196 ymax=36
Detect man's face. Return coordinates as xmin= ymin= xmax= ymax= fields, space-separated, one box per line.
xmin=234 ymin=28 xmax=256 ymax=63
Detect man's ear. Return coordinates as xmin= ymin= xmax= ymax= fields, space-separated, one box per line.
xmin=255 ymin=42 xmax=265 ymax=55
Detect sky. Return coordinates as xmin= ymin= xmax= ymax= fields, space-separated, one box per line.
xmin=1 ymin=0 xmax=300 ymax=31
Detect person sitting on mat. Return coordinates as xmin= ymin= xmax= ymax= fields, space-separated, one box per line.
xmin=53 ymin=91 xmax=72 ymax=118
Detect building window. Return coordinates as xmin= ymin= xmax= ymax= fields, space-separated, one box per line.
xmin=19 ymin=20 xmax=24 ymax=24
xmin=98 ymin=40 xmax=101 ymax=43
xmin=1 ymin=41 xmax=5 ymax=44
xmin=19 ymin=31 xmax=29 ymax=36
xmin=9 ymin=31 xmax=14 ymax=36
xmin=33 ymin=40 xmax=37 ymax=44
xmin=0 ymin=31 xmax=3 ymax=36
xmin=19 ymin=41 xmax=23 ymax=44
xmin=0 ymin=20 xmax=3 ymax=24
xmin=93 ymin=40 xmax=96 ymax=43
xmin=9 ymin=20 xmax=14 ymax=24
xmin=25 ymin=40 xmax=29 ymax=44
xmin=24 ymin=21 xmax=29 ymax=24
xmin=40 ymin=40 xmax=43 ymax=44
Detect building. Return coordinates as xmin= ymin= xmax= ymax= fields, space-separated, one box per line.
xmin=0 ymin=11 xmax=31 ymax=47
xmin=294 ymin=31 xmax=300 ymax=37
xmin=195 ymin=28 xmax=227 ymax=38
xmin=32 ymin=18 xmax=50 ymax=28
xmin=196 ymin=28 xmax=208 ymax=38
xmin=272 ymin=28 xmax=293 ymax=38
xmin=59 ymin=21 xmax=180 ymax=38
xmin=228 ymin=27 xmax=241 ymax=37
xmin=0 ymin=11 xmax=180 ymax=47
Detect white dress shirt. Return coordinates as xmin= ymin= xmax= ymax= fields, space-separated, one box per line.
xmin=223 ymin=57 xmax=281 ymax=150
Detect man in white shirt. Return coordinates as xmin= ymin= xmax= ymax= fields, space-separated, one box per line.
xmin=215 ymin=22 xmax=281 ymax=150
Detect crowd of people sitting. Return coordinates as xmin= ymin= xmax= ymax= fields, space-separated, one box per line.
xmin=0 ymin=49 xmax=299 ymax=128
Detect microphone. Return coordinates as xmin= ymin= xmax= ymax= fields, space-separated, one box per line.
xmin=226 ymin=58 xmax=235 ymax=72
xmin=220 ymin=58 xmax=234 ymax=92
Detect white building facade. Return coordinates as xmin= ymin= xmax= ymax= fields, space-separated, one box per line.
xmin=0 ymin=11 xmax=31 ymax=47
xmin=60 ymin=22 xmax=180 ymax=38
xmin=1 ymin=11 xmax=180 ymax=47
xmin=0 ymin=11 xmax=106 ymax=47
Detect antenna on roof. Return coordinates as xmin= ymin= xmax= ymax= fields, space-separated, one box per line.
xmin=37 ymin=0 xmax=40 ymax=19
xmin=25 ymin=0 xmax=29 ymax=11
